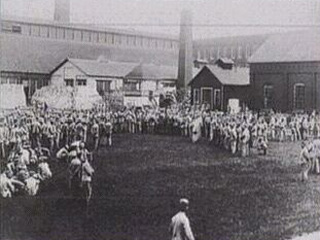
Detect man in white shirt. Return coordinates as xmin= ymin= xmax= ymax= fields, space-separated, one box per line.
xmin=300 ymin=141 xmax=313 ymax=181
xmin=169 ymin=199 xmax=195 ymax=240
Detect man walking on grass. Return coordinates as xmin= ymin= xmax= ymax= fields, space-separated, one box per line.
xmin=169 ymin=198 xmax=195 ymax=240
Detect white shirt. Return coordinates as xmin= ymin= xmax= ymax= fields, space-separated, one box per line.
xmin=169 ymin=211 xmax=195 ymax=240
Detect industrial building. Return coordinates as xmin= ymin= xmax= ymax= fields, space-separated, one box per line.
xmin=249 ymin=30 xmax=320 ymax=112
xmin=1 ymin=0 xmax=319 ymax=112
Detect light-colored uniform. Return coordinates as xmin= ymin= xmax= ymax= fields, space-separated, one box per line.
xmin=300 ymin=145 xmax=312 ymax=181
xmin=169 ymin=211 xmax=195 ymax=240
xmin=191 ymin=117 xmax=203 ymax=143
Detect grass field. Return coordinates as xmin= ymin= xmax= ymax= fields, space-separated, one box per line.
xmin=1 ymin=134 xmax=320 ymax=240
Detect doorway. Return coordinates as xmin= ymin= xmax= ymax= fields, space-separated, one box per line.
xmin=201 ymin=87 xmax=213 ymax=109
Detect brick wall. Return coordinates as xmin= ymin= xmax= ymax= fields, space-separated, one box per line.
xmin=250 ymin=62 xmax=320 ymax=112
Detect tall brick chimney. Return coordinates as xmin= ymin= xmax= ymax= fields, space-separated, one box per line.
xmin=54 ymin=0 xmax=70 ymax=23
xmin=177 ymin=9 xmax=193 ymax=89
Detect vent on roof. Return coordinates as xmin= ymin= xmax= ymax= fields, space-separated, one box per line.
xmin=215 ymin=58 xmax=234 ymax=70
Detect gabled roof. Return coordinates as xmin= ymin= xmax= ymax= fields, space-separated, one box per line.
xmin=125 ymin=63 xmax=177 ymax=80
xmin=249 ymin=30 xmax=320 ymax=63
xmin=67 ymin=58 xmax=137 ymax=77
xmin=189 ymin=65 xmax=250 ymax=86
xmin=0 ymin=33 xmax=178 ymax=74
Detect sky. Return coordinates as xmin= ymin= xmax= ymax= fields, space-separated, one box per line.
xmin=1 ymin=0 xmax=319 ymax=39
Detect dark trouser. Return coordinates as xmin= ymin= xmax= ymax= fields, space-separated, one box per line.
xmin=70 ymin=178 xmax=82 ymax=199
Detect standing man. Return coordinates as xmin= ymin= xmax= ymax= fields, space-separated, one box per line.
xmin=169 ymin=198 xmax=195 ymax=240
xmin=300 ymin=141 xmax=313 ymax=181
xmin=0 ymin=120 xmax=5 ymax=160
xmin=80 ymin=154 xmax=94 ymax=207
xmin=91 ymin=119 xmax=100 ymax=151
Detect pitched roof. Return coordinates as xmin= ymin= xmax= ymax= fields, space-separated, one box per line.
xmin=194 ymin=34 xmax=269 ymax=47
xmin=0 ymin=33 xmax=178 ymax=74
xmin=189 ymin=65 xmax=250 ymax=86
xmin=125 ymin=63 xmax=178 ymax=80
xmin=249 ymin=30 xmax=320 ymax=63
xmin=2 ymin=15 xmax=178 ymax=40
xmin=124 ymin=63 xmax=202 ymax=81
xmin=215 ymin=58 xmax=234 ymax=65
xmin=67 ymin=58 xmax=137 ymax=77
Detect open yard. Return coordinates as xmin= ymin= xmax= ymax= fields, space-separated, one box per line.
xmin=1 ymin=134 xmax=320 ymax=240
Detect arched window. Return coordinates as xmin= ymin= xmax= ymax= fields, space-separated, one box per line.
xmin=263 ymin=84 xmax=274 ymax=109
xmin=294 ymin=83 xmax=305 ymax=110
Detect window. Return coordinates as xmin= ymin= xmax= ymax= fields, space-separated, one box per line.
xmin=82 ymin=31 xmax=90 ymax=42
xmin=7 ymin=78 xmax=22 ymax=85
xmin=238 ymin=46 xmax=242 ymax=59
xmin=76 ymin=79 xmax=87 ymax=86
xmin=193 ymin=89 xmax=200 ymax=104
xmin=114 ymin=35 xmax=121 ymax=45
xmin=65 ymin=79 xmax=74 ymax=87
xmin=111 ymin=34 xmax=115 ymax=44
xmin=137 ymin=37 xmax=143 ymax=47
xmin=246 ymin=45 xmax=251 ymax=58
xmin=133 ymin=36 xmax=137 ymax=46
xmin=143 ymin=38 xmax=150 ymax=47
xmin=197 ymin=50 xmax=201 ymax=59
xmin=99 ymin=33 xmax=105 ymax=43
xmin=223 ymin=47 xmax=228 ymax=57
xmin=210 ymin=48 xmax=215 ymax=60
xmin=65 ymin=29 xmax=74 ymax=40
xmin=1 ymin=78 xmax=8 ymax=84
xmin=294 ymin=83 xmax=306 ymax=110
xmin=40 ymin=26 xmax=49 ymax=37
xmin=162 ymin=82 xmax=175 ymax=88
xmin=88 ymin=32 xmax=92 ymax=42
xmin=263 ymin=85 xmax=274 ymax=109
xmin=74 ymin=30 xmax=81 ymax=41
xmin=57 ymin=28 xmax=65 ymax=39
xmin=49 ymin=27 xmax=57 ymax=38
xmin=1 ymin=22 xmax=13 ymax=32
xmin=123 ymin=80 xmax=140 ymax=92
xmin=200 ymin=50 xmax=205 ymax=60
xmin=31 ymin=25 xmax=40 ymax=36
xmin=217 ymin=47 xmax=220 ymax=58
xmin=91 ymin=32 xmax=98 ymax=43
xmin=206 ymin=50 xmax=210 ymax=60
xmin=12 ymin=25 xmax=22 ymax=33
xmin=96 ymin=80 xmax=111 ymax=95
xmin=231 ymin=47 xmax=235 ymax=59
xmin=214 ymin=89 xmax=221 ymax=107
xmin=1 ymin=23 xmax=22 ymax=33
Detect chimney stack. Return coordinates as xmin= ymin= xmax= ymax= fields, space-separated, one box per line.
xmin=177 ymin=9 xmax=193 ymax=89
xmin=316 ymin=0 xmax=320 ymax=25
xmin=54 ymin=0 xmax=70 ymax=23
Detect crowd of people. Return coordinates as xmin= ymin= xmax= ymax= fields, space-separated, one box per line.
xmin=1 ymin=102 xmax=320 ymax=199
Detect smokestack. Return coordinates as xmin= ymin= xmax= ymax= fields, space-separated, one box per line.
xmin=177 ymin=9 xmax=193 ymax=89
xmin=316 ymin=0 xmax=320 ymax=25
xmin=54 ymin=0 xmax=70 ymax=23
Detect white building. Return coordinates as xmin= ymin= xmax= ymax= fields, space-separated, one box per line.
xmin=50 ymin=58 xmax=178 ymax=107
